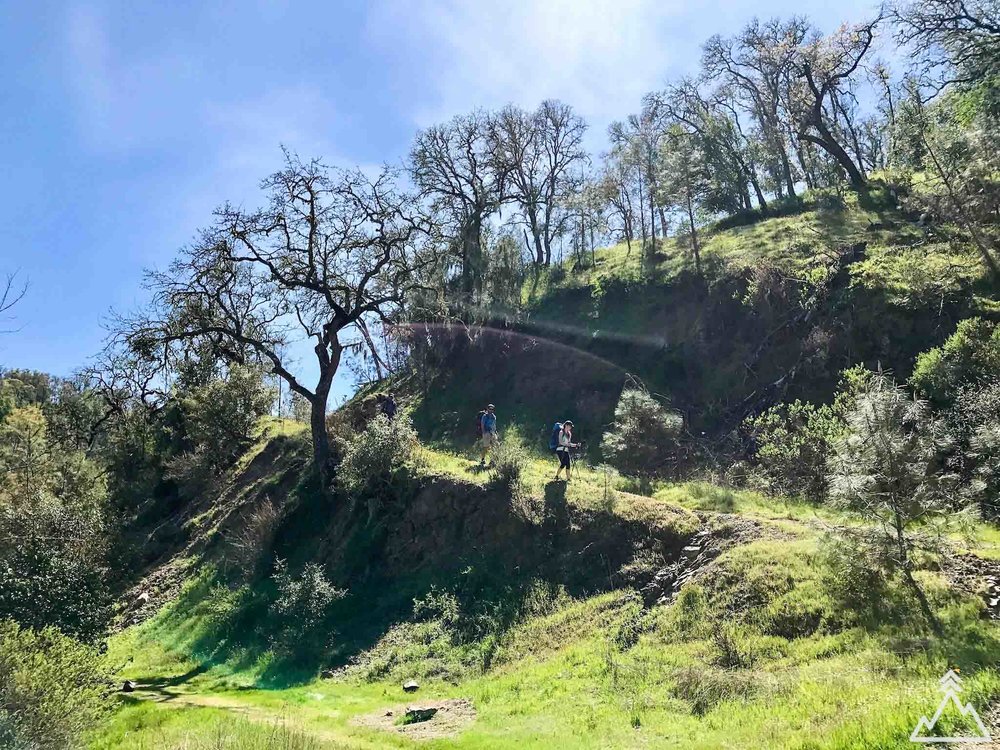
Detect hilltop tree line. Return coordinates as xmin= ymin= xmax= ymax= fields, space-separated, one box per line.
xmin=83 ymin=0 xmax=1000 ymax=483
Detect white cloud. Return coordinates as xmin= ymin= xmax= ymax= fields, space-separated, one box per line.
xmin=366 ymin=0 xmax=883 ymax=150
xmin=367 ymin=0 xmax=685 ymax=139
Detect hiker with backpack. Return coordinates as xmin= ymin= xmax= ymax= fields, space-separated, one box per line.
xmin=552 ymin=420 xmax=579 ymax=481
xmin=381 ymin=392 xmax=398 ymax=420
xmin=477 ymin=403 xmax=498 ymax=467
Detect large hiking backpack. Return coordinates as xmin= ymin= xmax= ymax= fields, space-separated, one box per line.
xmin=549 ymin=422 xmax=563 ymax=451
xmin=476 ymin=410 xmax=487 ymax=438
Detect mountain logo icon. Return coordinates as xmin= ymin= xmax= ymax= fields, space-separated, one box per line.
xmin=910 ymin=670 xmax=992 ymax=744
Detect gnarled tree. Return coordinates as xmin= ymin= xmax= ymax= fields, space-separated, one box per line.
xmin=119 ymin=154 xmax=433 ymax=476
xmin=410 ymin=111 xmax=504 ymax=300
xmin=793 ymin=18 xmax=881 ymax=188
xmin=490 ymin=101 xmax=588 ymax=266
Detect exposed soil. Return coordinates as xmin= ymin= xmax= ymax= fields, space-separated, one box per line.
xmin=641 ymin=512 xmax=782 ymax=605
xmin=944 ymin=552 xmax=1000 ymax=621
xmin=352 ymin=698 xmax=477 ymax=740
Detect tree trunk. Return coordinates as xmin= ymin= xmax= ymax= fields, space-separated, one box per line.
xmin=637 ymin=169 xmax=648 ymax=249
xmin=526 ymin=205 xmax=545 ymax=265
xmin=749 ymin=172 xmax=768 ymax=212
xmin=894 ymin=507 xmax=943 ymax=637
xmin=780 ymin=149 xmax=797 ymax=199
xmin=310 ymin=340 xmax=341 ymax=481
xmin=802 ymin=117 xmax=867 ymax=189
xmin=461 ymin=216 xmax=485 ymax=299
xmin=686 ymin=188 xmax=702 ymax=276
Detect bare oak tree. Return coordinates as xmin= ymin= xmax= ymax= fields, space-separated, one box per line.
xmin=490 ymin=101 xmax=588 ymax=266
xmin=703 ymin=18 xmax=809 ymax=200
xmin=0 ymin=272 xmax=27 ymax=333
xmin=793 ymin=18 xmax=881 ymax=188
xmin=120 ymin=154 xmax=433 ymax=475
xmin=410 ymin=111 xmax=504 ymax=299
xmin=893 ymin=0 xmax=1000 ymax=87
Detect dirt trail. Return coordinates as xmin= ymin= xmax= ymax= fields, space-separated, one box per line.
xmin=133 ymin=687 xmax=359 ymax=746
xmin=134 ymin=684 xmax=476 ymax=746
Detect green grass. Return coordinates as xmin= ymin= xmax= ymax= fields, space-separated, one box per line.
xmin=87 ymin=197 xmax=1000 ymax=748
xmin=89 ymin=437 xmax=1000 ymax=749
xmin=92 ymin=536 xmax=1000 ymax=749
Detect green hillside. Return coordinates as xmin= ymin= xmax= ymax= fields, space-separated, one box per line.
xmin=78 ymin=193 xmax=1000 ymax=747
xmin=87 ymin=417 xmax=1000 ymax=749
xmin=5 ymin=7 xmax=1000 ymax=747
xmin=412 ymin=191 xmax=996 ymax=453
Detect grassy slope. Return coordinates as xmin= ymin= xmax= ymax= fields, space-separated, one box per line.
xmin=89 ymin=432 xmax=1000 ymax=750
xmin=88 ymin=198 xmax=1000 ymax=749
xmin=413 ymin=191 xmax=997 ymax=451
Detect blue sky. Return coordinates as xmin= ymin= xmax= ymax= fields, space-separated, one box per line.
xmin=0 ymin=0 xmax=878 ymax=401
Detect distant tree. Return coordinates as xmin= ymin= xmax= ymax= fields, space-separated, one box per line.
xmin=410 ymin=111 xmax=503 ymax=298
xmin=651 ymin=79 xmax=767 ymax=212
xmin=659 ymin=127 xmax=712 ymax=275
xmin=791 ymin=17 xmax=881 ymax=188
xmin=703 ymin=18 xmax=809 ymax=200
xmin=490 ymin=101 xmax=588 ymax=266
xmin=826 ymin=374 xmax=965 ymax=636
xmin=0 ymin=272 xmax=26 ymax=331
xmin=0 ymin=404 xmax=111 ymax=640
xmin=893 ymin=0 xmax=1000 ymax=89
xmin=596 ymin=155 xmax=637 ymax=254
xmin=610 ymin=102 xmax=670 ymax=262
xmin=121 ymin=154 xmax=434 ymax=476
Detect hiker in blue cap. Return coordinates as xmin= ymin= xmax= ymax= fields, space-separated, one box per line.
xmin=478 ymin=403 xmax=498 ymax=467
xmin=554 ymin=420 xmax=579 ymax=481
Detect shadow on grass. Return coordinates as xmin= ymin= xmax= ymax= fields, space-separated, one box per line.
xmin=139 ymin=464 xmax=700 ymax=691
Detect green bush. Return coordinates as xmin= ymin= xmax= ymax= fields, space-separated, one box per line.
xmin=178 ymin=365 xmax=275 ymax=470
xmin=601 ymin=388 xmax=683 ymax=479
xmin=0 ymin=406 xmax=112 ymax=641
xmin=268 ymin=559 xmax=346 ymax=660
xmin=744 ymin=399 xmax=842 ymax=500
xmin=487 ymin=432 xmax=527 ymax=496
xmin=0 ymin=620 xmax=110 ymax=750
xmin=910 ymin=317 xmax=1000 ymax=407
xmin=338 ymin=414 xmax=418 ymax=497
xmin=946 ymin=378 xmax=1000 ymax=519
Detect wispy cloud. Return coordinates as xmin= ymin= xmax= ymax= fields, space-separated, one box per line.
xmin=367 ymin=0 xmax=685 ymax=137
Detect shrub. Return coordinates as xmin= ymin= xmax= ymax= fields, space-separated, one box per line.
xmin=711 ymin=623 xmax=787 ymax=669
xmin=827 ymin=374 xmax=967 ymax=636
xmin=601 ymin=388 xmax=683 ymax=479
xmin=224 ymin=499 xmax=281 ymax=575
xmin=946 ymin=378 xmax=1000 ymax=519
xmin=180 ymin=365 xmax=276 ymax=469
xmin=910 ymin=317 xmax=1000 ymax=407
xmin=487 ymin=432 xmax=527 ymax=496
xmin=163 ymin=445 xmax=220 ymax=500
xmin=744 ymin=400 xmax=842 ymax=500
xmin=268 ymin=559 xmax=346 ymax=659
xmin=338 ymin=414 xmax=419 ymax=497
xmin=0 ymin=620 xmax=110 ymax=749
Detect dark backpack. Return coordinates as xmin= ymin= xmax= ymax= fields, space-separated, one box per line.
xmin=549 ymin=422 xmax=563 ymax=451
xmin=476 ymin=410 xmax=487 ymax=437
